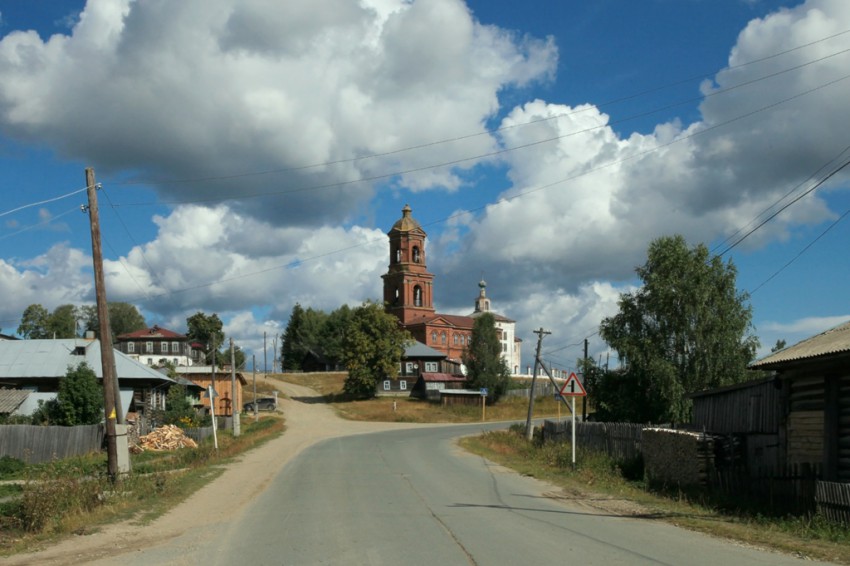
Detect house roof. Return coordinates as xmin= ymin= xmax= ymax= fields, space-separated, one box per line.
xmin=404 ymin=341 xmax=446 ymax=359
xmin=749 ymin=319 xmax=850 ymax=370
xmin=0 ymin=389 xmax=30 ymax=413
xmin=469 ymin=310 xmax=515 ymax=323
xmin=117 ymin=325 xmax=187 ymax=340
xmin=421 ymin=372 xmax=466 ymax=382
xmin=0 ymin=339 xmax=176 ymax=383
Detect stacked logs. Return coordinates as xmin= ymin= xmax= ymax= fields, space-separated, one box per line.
xmin=132 ymin=424 xmax=198 ymax=453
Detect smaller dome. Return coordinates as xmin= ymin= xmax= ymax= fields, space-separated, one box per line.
xmin=390 ymin=204 xmax=423 ymax=233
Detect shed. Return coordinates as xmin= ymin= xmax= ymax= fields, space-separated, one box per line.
xmin=749 ymin=319 xmax=850 ymax=482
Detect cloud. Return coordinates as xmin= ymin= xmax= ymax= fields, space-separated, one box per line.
xmin=0 ymin=0 xmax=557 ymax=227
xmin=436 ymin=0 xmax=850 ymax=309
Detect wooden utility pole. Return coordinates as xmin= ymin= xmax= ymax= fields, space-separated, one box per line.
xmin=525 ymin=328 xmax=550 ymax=441
xmin=85 ymin=168 xmax=120 ymax=480
xmin=230 ymin=338 xmax=240 ymax=436
xmin=582 ymin=338 xmax=589 ymax=421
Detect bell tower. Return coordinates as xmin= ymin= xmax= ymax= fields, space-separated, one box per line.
xmin=382 ymin=204 xmax=435 ymax=324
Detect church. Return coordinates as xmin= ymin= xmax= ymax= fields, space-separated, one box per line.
xmin=382 ymin=205 xmax=521 ymax=373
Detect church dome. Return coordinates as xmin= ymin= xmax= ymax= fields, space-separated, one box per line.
xmin=390 ymin=204 xmax=423 ymax=233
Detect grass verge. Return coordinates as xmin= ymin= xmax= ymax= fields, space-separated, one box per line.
xmin=0 ymin=415 xmax=284 ymax=556
xmin=460 ymin=425 xmax=850 ymax=565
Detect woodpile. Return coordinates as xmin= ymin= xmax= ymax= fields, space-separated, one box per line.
xmin=133 ymin=424 xmax=198 ymax=453
xmin=643 ymin=428 xmax=714 ymax=488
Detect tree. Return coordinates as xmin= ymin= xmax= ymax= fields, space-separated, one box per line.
xmin=320 ymin=305 xmax=353 ymax=368
xmin=80 ymin=302 xmax=147 ymax=339
xmin=462 ymin=313 xmax=510 ymax=402
xmin=599 ymin=235 xmax=759 ymax=423
xmin=158 ymin=384 xmax=200 ymax=427
xmin=186 ymin=312 xmax=226 ymax=365
xmin=341 ymin=301 xmax=411 ymax=398
xmin=53 ymin=363 xmax=104 ymax=426
xmin=280 ymin=304 xmax=327 ymax=371
xmin=17 ymin=304 xmax=50 ymax=338
xmin=47 ymin=304 xmax=78 ymax=338
xmin=771 ymin=339 xmax=787 ymax=353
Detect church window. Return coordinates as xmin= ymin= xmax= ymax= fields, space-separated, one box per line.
xmin=431 ymin=331 xmax=437 ymax=343
xmin=414 ymin=285 xmax=422 ymax=307
xmin=393 ymin=287 xmax=400 ymax=305
xmin=394 ymin=248 xmax=401 ymax=264
xmin=453 ymin=334 xmax=458 ymax=345
xmin=441 ymin=332 xmax=446 ymax=344
xmin=412 ymin=246 xmax=420 ymax=263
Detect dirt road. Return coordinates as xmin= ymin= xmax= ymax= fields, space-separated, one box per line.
xmin=5 ymin=377 xmax=425 ymax=566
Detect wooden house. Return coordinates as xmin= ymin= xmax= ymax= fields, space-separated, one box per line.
xmin=749 ymin=320 xmax=850 ymax=482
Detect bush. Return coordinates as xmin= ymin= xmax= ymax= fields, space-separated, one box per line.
xmin=0 ymin=456 xmax=25 ymax=478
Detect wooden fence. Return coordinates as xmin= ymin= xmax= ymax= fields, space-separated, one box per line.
xmin=816 ymin=481 xmax=850 ymax=525
xmin=0 ymin=424 xmax=104 ymax=464
xmin=707 ymin=463 xmax=820 ymax=516
xmin=541 ymin=420 xmax=643 ymax=462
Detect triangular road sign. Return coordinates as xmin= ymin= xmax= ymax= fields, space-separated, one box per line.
xmin=559 ymin=372 xmax=587 ymax=397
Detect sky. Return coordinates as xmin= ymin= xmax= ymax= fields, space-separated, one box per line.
xmin=0 ymin=0 xmax=848 ymax=373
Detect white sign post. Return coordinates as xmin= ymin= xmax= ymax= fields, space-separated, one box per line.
xmin=559 ymin=373 xmax=586 ymax=467
xmin=208 ymin=385 xmax=219 ymax=451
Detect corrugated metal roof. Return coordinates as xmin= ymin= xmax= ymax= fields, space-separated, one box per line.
xmin=749 ymin=319 xmax=850 ymax=369
xmin=0 ymin=339 xmax=176 ymax=382
xmin=404 ymin=341 xmax=446 ymax=359
xmin=0 ymin=389 xmax=30 ymax=413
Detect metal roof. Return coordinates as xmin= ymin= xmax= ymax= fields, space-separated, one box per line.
xmin=0 ymin=389 xmax=30 ymax=413
xmin=404 ymin=341 xmax=446 ymax=359
xmin=0 ymin=339 xmax=176 ymax=383
xmin=749 ymin=319 xmax=850 ymax=370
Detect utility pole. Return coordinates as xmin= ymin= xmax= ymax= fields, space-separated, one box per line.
xmin=263 ymin=331 xmax=267 ymax=375
xmin=252 ymin=354 xmax=258 ymax=421
xmin=230 ymin=338 xmax=240 ymax=436
xmin=84 ymin=168 xmax=127 ymax=480
xmin=582 ymin=338 xmax=589 ymax=422
xmin=525 ymin=328 xmax=550 ymax=441
xmin=272 ymin=337 xmax=278 ymax=373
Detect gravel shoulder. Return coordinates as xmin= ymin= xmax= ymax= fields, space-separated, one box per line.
xmin=5 ymin=377 xmax=424 ymax=566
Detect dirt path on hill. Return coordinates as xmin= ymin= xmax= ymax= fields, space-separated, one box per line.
xmin=5 ymin=375 xmax=426 ymax=566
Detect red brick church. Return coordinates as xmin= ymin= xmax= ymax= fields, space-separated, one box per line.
xmin=383 ymin=205 xmax=520 ymax=368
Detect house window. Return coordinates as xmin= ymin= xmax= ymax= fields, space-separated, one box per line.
xmin=431 ymin=331 xmax=437 ymax=343
xmin=405 ymin=362 xmax=416 ymax=375
xmin=425 ymin=361 xmax=438 ymax=372
xmin=414 ymin=285 xmax=422 ymax=307
xmin=127 ymin=342 xmax=135 ymax=353
xmin=453 ymin=334 xmax=458 ymax=345
xmin=172 ymin=341 xmax=180 ymax=354
xmin=146 ymin=358 xmax=153 ymax=366
xmin=145 ymin=341 xmax=153 ymax=353
xmin=400 ymin=380 xmax=407 ymax=391
xmin=173 ymin=358 xmax=178 ymax=365
xmin=162 ymin=342 xmax=169 ymax=353
xmin=383 ymin=380 xmax=391 ymax=391
xmin=412 ymin=246 xmax=420 ymax=263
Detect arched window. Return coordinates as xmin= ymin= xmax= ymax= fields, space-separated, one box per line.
xmin=412 ymin=246 xmax=420 ymax=263
xmin=394 ymin=248 xmax=401 ymax=264
xmin=453 ymin=334 xmax=458 ymax=345
xmin=413 ymin=285 xmax=422 ymax=307
xmin=431 ymin=331 xmax=438 ymax=343
xmin=393 ymin=287 xmax=400 ymax=305
xmin=441 ymin=332 xmax=446 ymax=345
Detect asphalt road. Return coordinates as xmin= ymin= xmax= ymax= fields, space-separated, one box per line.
xmin=166 ymin=423 xmax=831 ymax=566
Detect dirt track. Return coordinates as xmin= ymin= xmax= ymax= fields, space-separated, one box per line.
xmin=5 ymin=376 xmax=424 ymax=566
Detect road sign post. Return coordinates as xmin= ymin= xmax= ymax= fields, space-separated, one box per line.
xmin=559 ymin=373 xmax=586 ymax=468
xmin=480 ymin=388 xmax=488 ymax=421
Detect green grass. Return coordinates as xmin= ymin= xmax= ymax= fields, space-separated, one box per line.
xmin=0 ymin=415 xmax=285 ymax=556
xmin=461 ymin=425 xmax=850 ymax=565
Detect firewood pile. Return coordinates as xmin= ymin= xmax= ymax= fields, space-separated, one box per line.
xmin=132 ymin=424 xmax=198 ymax=453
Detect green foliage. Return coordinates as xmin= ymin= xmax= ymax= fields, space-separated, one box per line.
xmin=54 ymin=363 xmax=104 ymax=426
xmin=599 ymin=235 xmax=759 ymax=423
xmin=341 ymin=301 xmax=411 ymax=398
xmin=319 ymin=304 xmax=353 ymax=367
xmin=156 ymin=385 xmax=202 ymax=427
xmin=17 ymin=304 xmax=50 ymax=338
xmin=771 ymin=339 xmax=787 ymax=353
xmin=462 ymin=313 xmax=511 ymax=402
xmin=79 ymin=302 xmax=147 ymax=339
xmin=281 ymin=304 xmax=329 ymax=370
xmin=0 ymin=455 xmax=25 ymax=478
xmin=47 ymin=304 xmax=78 ymax=338
xmin=186 ymin=311 xmax=226 ymax=365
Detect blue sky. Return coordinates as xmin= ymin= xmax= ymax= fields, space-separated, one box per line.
xmin=0 ymin=0 xmax=848 ymax=371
